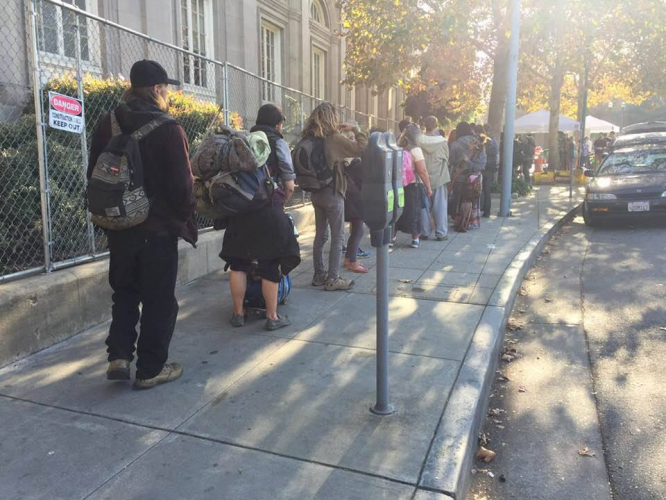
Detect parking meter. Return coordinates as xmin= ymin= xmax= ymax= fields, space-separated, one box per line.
xmin=384 ymin=132 xmax=404 ymax=225
xmin=362 ymin=132 xmax=394 ymax=247
xmin=362 ymin=132 xmax=397 ymax=416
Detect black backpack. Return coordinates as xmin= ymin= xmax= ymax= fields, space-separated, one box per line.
xmin=87 ymin=110 xmax=172 ymax=230
xmin=291 ymin=136 xmax=332 ymax=192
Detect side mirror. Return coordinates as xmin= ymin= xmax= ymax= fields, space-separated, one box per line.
xmin=584 ymin=170 xmax=595 ymax=178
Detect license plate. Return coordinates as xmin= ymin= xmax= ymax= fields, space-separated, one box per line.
xmin=628 ymin=201 xmax=650 ymax=212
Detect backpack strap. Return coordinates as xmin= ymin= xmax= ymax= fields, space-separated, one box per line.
xmin=110 ymin=111 xmax=122 ymax=137
xmin=131 ymin=114 xmax=174 ymax=141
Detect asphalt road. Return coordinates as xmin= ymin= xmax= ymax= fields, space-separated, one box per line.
xmin=583 ymin=216 xmax=666 ymax=500
xmin=468 ymin=214 xmax=666 ymax=500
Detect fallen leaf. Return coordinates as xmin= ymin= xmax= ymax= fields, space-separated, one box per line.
xmin=518 ymin=386 xmax=527 ymax=393
xmin=542 ymin=249 xmax=551 ymax=255
xmin=578 ymin=447 xmax=596 ymax=458
xmin=544 ymin=297 xmax=552 ymax=303
xmin=398 ymin=279 xmax=412 ymax=283
xmin=507 ymin=321 xmax=523 ymax=331
xmin=479 ymin=432 xmax=490 ymax=447
xmin=477 ymin=446 xmax=497 ymax=463
xmin=498 ymin=374 xmax=511 ymax=382
xmin=488 ymin=408 xmax=506 ymax=416
xmin=501 ymin=354 xmax=514 ymax=362
xmin=536 ymin=256 xmax=544 ymax=261
xmin=499 ymin=474 xmax=507 ymax=482
xmin=496 ymin=424 xmax=505 ymax=429
xmin=518 ymin=287 xmax=528 ymax=296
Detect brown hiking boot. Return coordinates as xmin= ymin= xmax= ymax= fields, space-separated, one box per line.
xmin=106 ymin=360 xmax=130 ymax=381
xmin=324 ymin=277 xmax=355 ymax=291
xmin=133 ymin=362 xmax=183 ymax=390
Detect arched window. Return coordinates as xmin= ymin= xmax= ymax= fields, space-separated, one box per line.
xmin=310 ymin=0 xmax=328 ymax=27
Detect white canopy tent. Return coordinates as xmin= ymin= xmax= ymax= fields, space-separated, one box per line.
xmin=584 ymin=115 xmax=619 ymax=134
xmin=514 ymin=110 xmax=580 ymax=134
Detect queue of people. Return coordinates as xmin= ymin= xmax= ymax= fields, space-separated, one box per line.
xmin=87 ymin=59 xmax=499 ymax=390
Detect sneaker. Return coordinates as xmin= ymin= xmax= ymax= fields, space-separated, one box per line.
xmin=411 ymin=239 xmax=420 ymax=249
xmin=312 ymin=273 xmax=327 ymax=287
xmin=324 ymin=277 xmax=355 ymax=291
xmin=133 ymin=362 xmax=183 ymax=390
xmin=230 ymin=314 xmax=245 ymax=327
xmin=357 ymin=248 xmax=371 ymax=259
xmin=344 ymin=259 xmax=369 ymax=274
xmin=265 ymin=314 xmax=291 ymax=331
xmin=389 ymin=236 xmax=397 ymax=248
xmin=436 ymin=235 xmax=449 ymax=241
xmin=106 ymin=360 xmax=130 ymax=381
xmin=421 ymin=235 xmax=430 ymax=241
xmin=342 ymin=245 xmax=347 ymax=253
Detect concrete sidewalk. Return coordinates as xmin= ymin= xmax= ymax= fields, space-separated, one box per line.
xmin=0 ymin=186 xmax=582 ymax=500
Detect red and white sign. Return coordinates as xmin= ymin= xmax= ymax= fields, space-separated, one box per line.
xmin=48 ymin=91 xmax=85 ymax=134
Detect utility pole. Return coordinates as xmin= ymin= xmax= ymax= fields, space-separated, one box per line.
xmin=500 ymin=0 xmax=521 ymax=217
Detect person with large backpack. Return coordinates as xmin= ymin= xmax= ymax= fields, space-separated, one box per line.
xmin=250 ymin=104 xmax=296 ymax=210
xmin=293 ymin=103 xmax=367 ymax=291
xmin=221 ymin=104 xmax=301 ymax=330
xmin=86 ymin=60 xmax=197 ymax=390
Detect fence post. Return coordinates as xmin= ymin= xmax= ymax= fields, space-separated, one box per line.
xmin=26 ymin=0 xmax=53 ymax=273
xmin=75 ymin=12 xmax=96 ymax=255
xmin=299 ymin=94 xmax=304 ymax=132
xmin=222 ymin=62 xmax=230 ymax=126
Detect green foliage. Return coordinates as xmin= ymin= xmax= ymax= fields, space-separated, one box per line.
xmin=1 ymin=73 xmax=237 ymax=275
xmin=490 ymin=178 xmax=534 ymax=197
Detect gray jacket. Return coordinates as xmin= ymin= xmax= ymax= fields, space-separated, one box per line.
xmin=418 ymin=133 xmax=450 ymax=190
xmin=449 ymin=135 xmax=487 ymax=183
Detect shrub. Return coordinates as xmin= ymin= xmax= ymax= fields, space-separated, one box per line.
xmin=490 ymin=177 xmax=534 ymax=197
xmin=1 ymin=73 xmax=240 ymax=275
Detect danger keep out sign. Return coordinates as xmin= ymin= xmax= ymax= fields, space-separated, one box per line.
xmin=48 ymin=91 xmax=85 ymax=134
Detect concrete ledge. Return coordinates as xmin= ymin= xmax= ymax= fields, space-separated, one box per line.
xmin=0 ymin=206 xmax=314 ymax=369
xmin=420 ymin=204 xmax=581 ymax=499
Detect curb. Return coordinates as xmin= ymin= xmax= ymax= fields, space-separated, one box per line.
xmin=419 ymin=202 xmax=582 ymax=499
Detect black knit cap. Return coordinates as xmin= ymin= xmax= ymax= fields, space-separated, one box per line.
xmin=256 ymin=103 xmax=285 ymax=127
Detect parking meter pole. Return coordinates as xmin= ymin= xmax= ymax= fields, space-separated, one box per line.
xmin=500 ymin=0 xmax=521 ymax=217
xmin=362 ymin=132 xmax=397 ymax=416
xmin=371 ymin=228 xmax=394 ymax=415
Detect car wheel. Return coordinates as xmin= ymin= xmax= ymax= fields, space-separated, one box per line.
xmin=583 ymin=202 xmax=599 ymax=227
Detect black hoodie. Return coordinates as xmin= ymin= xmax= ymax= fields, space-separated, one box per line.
xmin=88 ymin=98 xmax=198 ymax=246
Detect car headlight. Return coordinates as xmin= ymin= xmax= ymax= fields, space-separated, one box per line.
xmin=586 ymin=193 xmax=617 ymax=201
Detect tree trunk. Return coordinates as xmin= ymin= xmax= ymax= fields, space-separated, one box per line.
xmin=548 ymin=58 xmax=565 ymax=171
xmin=487 ymin=39 xmax=509 ymax=139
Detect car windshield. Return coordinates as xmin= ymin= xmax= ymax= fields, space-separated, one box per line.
xmin=598 ymin=147 xmax=666 ymax=175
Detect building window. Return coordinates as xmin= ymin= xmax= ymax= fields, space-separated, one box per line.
xmin=260 ymin=21 xmax=282 ymax=102
xmin=312 ymin=46 xmax=326 ymax=100
xmin=37 ymin=0 xmax=91 ymax=61
xmin=181 ymin=0 xmax=212 ymax=88
xmin=310 ymin=0 xmax=328 ymax=27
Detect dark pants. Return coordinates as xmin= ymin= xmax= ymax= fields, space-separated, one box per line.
xmin=106 ymin=226 xmax=179 ymax=380
xmin=345 ymin=218 xmax=365 ymax=263
xmin=482 ymin=169 xmax=494 ymax=217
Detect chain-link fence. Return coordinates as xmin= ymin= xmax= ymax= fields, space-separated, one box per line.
xmin=0 ymin=0 xmax=401 ymax=282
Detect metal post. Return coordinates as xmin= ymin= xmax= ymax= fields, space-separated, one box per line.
xmin=371 ymin=230 xmax=395 ymax=416
xmin=299 ymin=94 xmax=304 ymax=132
xmin=75 ymin=13 xmax=96 ymax=254
xmin=222 ymin=62 xmax=230 ymax=126
xmin=573 ymin=60 xmax=589 ymax=201
xmin=499 ymin=0 xmax=521 ymax=217
xmin=27 ymin=0 xmax=53 ymax=273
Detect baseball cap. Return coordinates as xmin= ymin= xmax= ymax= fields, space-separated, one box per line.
xmin=130 ymin=60 xmax=181 ymax=87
